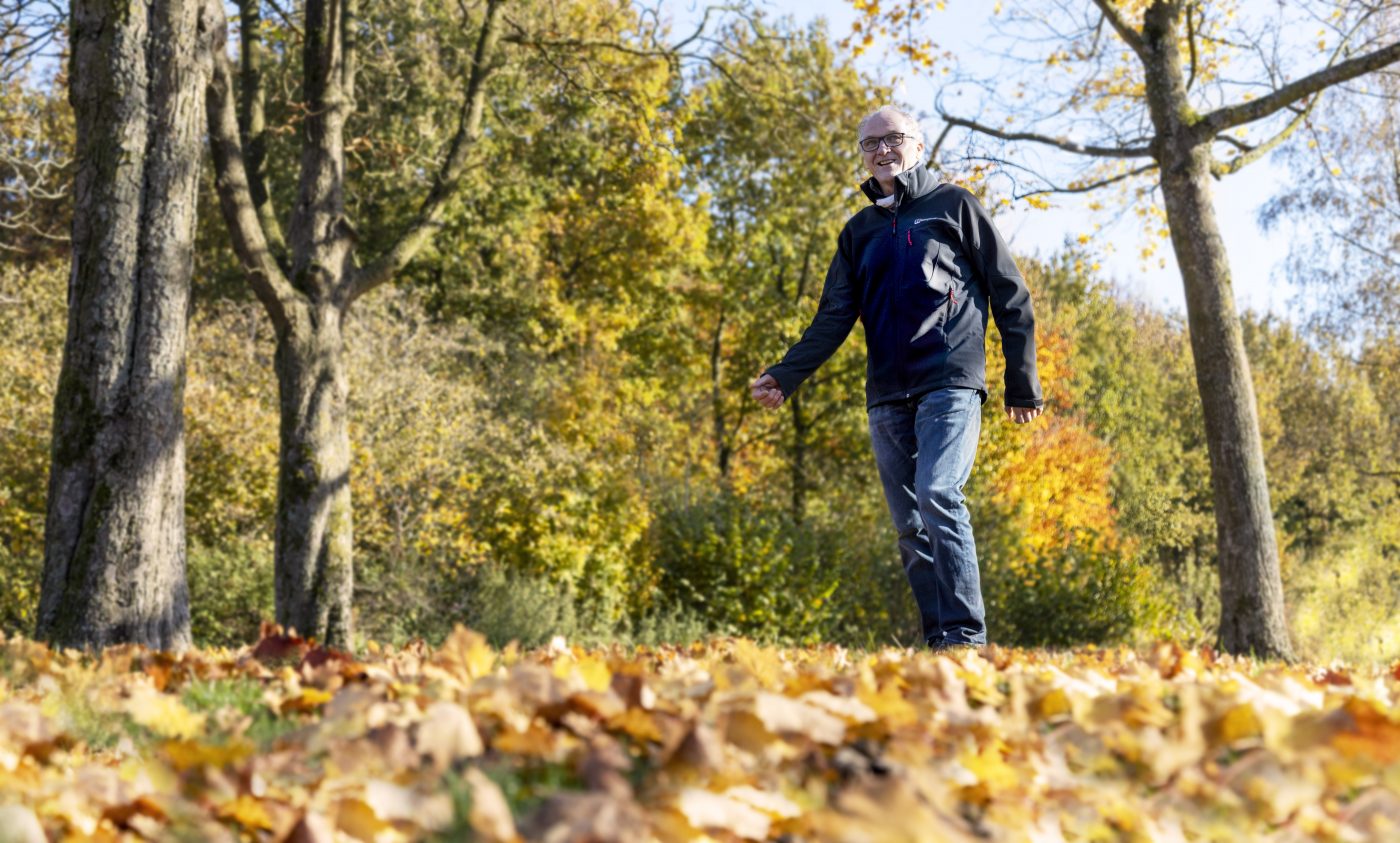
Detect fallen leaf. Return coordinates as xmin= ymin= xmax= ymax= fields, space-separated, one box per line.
xmin=676 ymin=787 xmax=771 ymax=840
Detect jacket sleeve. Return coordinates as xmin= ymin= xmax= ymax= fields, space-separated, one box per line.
xmin=960 ymin=190 xmax=1044 ymax=408
xmin=764 ymin=229 xmax=860 ymax=399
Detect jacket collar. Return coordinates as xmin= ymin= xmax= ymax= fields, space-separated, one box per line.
xmin=860 ymin=167 xmax=938 ymax=207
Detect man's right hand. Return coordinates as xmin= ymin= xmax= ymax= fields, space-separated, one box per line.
xmin=750 ymin=373 xmax=785 ymax=409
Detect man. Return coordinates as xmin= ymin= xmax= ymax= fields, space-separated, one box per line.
xmin=749 ymin=106 xmax=1043 ymax=651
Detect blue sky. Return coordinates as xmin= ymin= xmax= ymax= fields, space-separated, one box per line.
xmin=677 ymin=0 xmax=1308 ymax=318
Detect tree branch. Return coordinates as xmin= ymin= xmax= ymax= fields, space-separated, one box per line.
xmin=206 ymin=4 xmax=298 ymax=331
xmin=237 ymin=0 xmax=287 ymax=262
xmin=1185 ymin=1 xmax=1199 ymax=91
xmin=349 ymin=0 xmax=504 ymax=300
xmin=1209 ymin=98 xmax=1316 ymax=178
xmin=1089 ymin=0 xmax=1145 ymax=59
xmin=939 ymin=113 xmax=1154 ymax=158
xmin=1004 ymin=162 xmax=1159 ymax=198
xmin=1194 ymin=40 xmax=1400 ymax=139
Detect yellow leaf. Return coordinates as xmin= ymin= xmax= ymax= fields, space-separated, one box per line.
xmin=282 ymin=687 xmax=334 ymax=714
xmin=435 ymin=626 xmax=496 ymax=680
xmin=161 ymin=737 xmax=255 ymax=771
xmin=217 ymin=794 xmax=274 ymax=831
xmin=608 ymin=707 xmax=663 ymax=743
xmin=1216 ymin=703 xmax=1263 ymax=745
xmin=126 ymin=685 xmax=206 ymax=740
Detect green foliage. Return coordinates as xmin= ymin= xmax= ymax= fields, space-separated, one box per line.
xmin=460 ymin=563 xmax=583 ymax=650
xmin=980 ymin=528 xmax=1169 ymax=648
xmin=637 ymin=491 xmax=848 ymax=645
xmin=1287 ymin=522 xmax=1400 ymax=666
xmin=186 ymin=542 xmax=274 ymax=649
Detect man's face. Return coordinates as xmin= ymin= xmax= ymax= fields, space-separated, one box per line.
xmin=860 ymin=113 xmax=924 ymax=185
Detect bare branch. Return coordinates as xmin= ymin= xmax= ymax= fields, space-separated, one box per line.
xmin=1004 ymin=161 xmax=1158 ymax=198
xmin=1089 ymin=0 xmax=1145 ymax=59
xmin=206 ymin=4 xmax=298 ymax=330
xmin=350 ymin=0 xmax=504 ymax=300
xmin=1185 ymin=1 xmax=1199 ymax=91
xmin=939 ymin=113 xmax=1154 ymax=158
xmin=237 ymin=0 xmax=287 ymax=261
xmin=924 ymin=122 xmax=953 ymax=169
xmin=1194 ymin=40 xmax=1400 ymax=139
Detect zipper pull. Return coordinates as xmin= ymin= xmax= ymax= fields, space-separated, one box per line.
xmin=906 ymin=230 xmax=912 ymax=246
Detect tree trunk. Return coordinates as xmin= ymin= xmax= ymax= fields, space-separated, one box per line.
xmin=1142 ymin=2 xmax=1294 ymax=660
xmin=273 ymin=304 xmax=354 ymax=646
xmin=1157 ymin=149 xmax=1294 ymax=660
xmin=710 ymin=309 xmax=733 ymax=480
xmin=37 ymin=0 xmax=212 ymax=650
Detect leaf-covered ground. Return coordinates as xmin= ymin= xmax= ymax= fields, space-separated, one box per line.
xmin=0 ymin=628 xmax=1396 ymax=842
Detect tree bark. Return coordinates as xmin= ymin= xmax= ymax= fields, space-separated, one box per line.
xmin=1140 ymin=1 xmax=1294 ymax=660
xmin=37 ymin=0 xmax=213 ymax=650
xmin=273 ymin=304 xmax=354 ymax=644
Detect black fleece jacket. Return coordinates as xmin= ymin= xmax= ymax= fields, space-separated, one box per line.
xmin=765 ymin=167 xmax=1043 ymax=409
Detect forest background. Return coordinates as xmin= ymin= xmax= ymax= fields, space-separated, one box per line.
xmin=1 ymin=0 xmax=1397 ymax=663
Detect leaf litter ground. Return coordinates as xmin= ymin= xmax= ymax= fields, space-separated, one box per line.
xmin=0 ymin=626 xmax=1397 ymax=842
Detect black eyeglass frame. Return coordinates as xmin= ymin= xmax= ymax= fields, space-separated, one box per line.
xmin=858 ymin=132 xmax=915 ymax=152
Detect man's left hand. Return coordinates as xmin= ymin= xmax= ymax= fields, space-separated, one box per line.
xmin=1005 ymin=406 xmax=1043 ymax=424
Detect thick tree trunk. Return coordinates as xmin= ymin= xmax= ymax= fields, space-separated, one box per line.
xmin=1142 ymin=2 xmax=1294 ymax=660
xmin=273 ymin=305 xmax=355 ymax=647
xmin=37 ymin=0 xmax=211 ymax=650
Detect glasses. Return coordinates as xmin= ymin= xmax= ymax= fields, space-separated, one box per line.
xmin=859 ymin=132 xmax=913 ymax=152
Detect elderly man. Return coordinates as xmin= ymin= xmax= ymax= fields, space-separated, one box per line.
xmin=749 ymin=106 xmax=1043 ymax=651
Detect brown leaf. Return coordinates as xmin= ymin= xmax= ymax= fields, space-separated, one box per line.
xmin=414 ymin=700 xmax=484 ymax=770
xmin=363 ymin=779 xmax=453 ymax=831
xmin=283 ymin=811 xmax=336 ymax=843
xmin=465 ymin=767 xmax=518 ymax=842
xmin=1331 ymin=698 xmax=1400 ymax=765
xmin=525 ymin=792 xmax=647 ymax=843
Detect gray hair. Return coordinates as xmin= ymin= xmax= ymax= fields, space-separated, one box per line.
xmin=857 ymin=106 xmax=925 ymax=149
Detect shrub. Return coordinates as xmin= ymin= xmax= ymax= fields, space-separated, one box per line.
xmin=186 ymin=541 xmax=274 ymax=648
xmin=1287 ymin=522 xmax=1400 ymax=666
xmin=636 ymin=491 xmax=847 ymax=645
xmin=980 ymin=528 xmax=1169 ymax=648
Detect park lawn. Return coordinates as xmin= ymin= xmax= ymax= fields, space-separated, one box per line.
xmin=0 ymin=628 xmax=1396 ymax=841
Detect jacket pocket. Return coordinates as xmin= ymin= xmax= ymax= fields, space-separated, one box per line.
xmin=905 ymin=237 xmax=957 ymax=351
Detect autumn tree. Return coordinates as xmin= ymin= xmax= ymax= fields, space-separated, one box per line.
xmin=850 ymin=0 xmax=1400 ymax=660
xmin=35 ymin=0 xmax=215 ymax=649
xmin=204 ymin=0 xmax=745 ymax=646
xmin=679 ymin=17 xmax=875 ymax=521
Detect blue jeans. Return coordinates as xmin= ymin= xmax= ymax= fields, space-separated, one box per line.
xmin=867 ymin=387 xmax=986 ymax=647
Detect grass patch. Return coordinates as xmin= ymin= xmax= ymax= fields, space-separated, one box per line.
xmin=430 ymin=759 xmax=585 ymax=840
xmin=181 ymin=677 xmax=298 ymax=748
